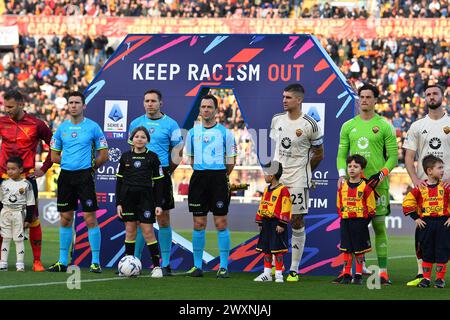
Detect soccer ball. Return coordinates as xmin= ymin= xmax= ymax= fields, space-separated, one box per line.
xmin=118 ymin=255 xmax=142 ymax=277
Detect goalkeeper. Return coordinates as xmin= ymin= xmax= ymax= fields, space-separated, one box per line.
xmin=336 ymin=84 xmax=398 ymax=285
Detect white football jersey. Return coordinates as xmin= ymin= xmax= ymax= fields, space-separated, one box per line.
xmin=403 ymin=114 xmax=450 ymax=180
xmin=270 ymin=112 xmax=323 ymax=188
xmin=0 ymin=178 xmax=35 ymax=210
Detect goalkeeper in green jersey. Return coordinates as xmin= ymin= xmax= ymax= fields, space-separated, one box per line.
xmin=335 ymin=84 xmax=398 ymax=285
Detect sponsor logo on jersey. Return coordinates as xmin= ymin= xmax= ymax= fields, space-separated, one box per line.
xmin=443 ymin=126 xmax=450 ymax=135
xmin=99 ymin=136 xmax=108 ymax=148
xmin=281 ymin=137 xmax=292 ymax=149
xmin=296 ymin=129 xmax=303 ymax=137
xmin=429 ymin=137 xmax=442 ymax=150
xmin=372 ymin=126 xmax=379 ymax=134
xmin=8 ymin=194 xmax=17 ymax=203
xmin=357 ymin=137 xmax=369 ymax=150
xmin=422 ymin=130 xmax=428 ymax=134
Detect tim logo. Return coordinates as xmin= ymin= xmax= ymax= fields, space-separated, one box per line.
xmin=109 ymin=104 xmax=123 ymax=122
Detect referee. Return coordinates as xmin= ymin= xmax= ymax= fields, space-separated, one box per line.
xmin=47 ymin=91 xmax=109 ymax=273
xmin=185 ymin=94 xmax=237 ymax=278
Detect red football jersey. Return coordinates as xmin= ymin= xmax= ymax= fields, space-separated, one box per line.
xmin=0 ymin=113 xmax=53 ymax=176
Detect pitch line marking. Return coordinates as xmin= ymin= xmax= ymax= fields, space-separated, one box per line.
xmin=0 ymin=275 xmax=152 ymax=290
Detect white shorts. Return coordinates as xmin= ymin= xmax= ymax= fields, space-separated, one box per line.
xmin=0 ymin=207 xmax=25 ymax=241
xmin=285 ymin=186 xmax=309 ymax=215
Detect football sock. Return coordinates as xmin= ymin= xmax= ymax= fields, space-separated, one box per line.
xmin=0 ymin=236 xmax=3 ymax=253
xmin=264 ymin=254 xmax=272 ymax=274
xmin=372 ymin=216 xmax=388 ymax=269
xmin=416 ymin=258 xmax=424 ymax=275
xmin=134 ymin=227 xmax=145 ymax=259
xmin=422 ymin=261 xmax=433 ymax=280
xmin=192 ymin=229 xmax=205 ymax=269
xmin=29 ymin=219 xmax=42 ymax=262
xmin=125 ymin=240 xmax=135 ymax=256
xmin=158 ymin=226 xmax=172 ymax=268
xmin=355 ymin=254 xmax=364 ymax=275
xmin=16 ymin=240 xmax=25 ymax=264
xmin=59 ymin=226 xmax=73 ymax=265
xmin=217 ymin=228 xmax=230 ymax=270
xmin=147 ymin=241 xmax=160 ymax=268
xmin=275 ymin=253 xmax=283 ymax=271
xmin=1 ymin=238 xmax=11 ymax=263
xmin=436 ymin=263 xmax=447 ymax=279
xmin=88 ymin=226 xmax=101 ymax=265
xmin=290 ymin=227 xmax=305 ymax=272
xmin=343 ymin=252 xmax=352 ymax=275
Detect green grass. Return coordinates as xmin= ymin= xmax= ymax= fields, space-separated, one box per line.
xmin=0 ymin=227 xmax=449 ymax=300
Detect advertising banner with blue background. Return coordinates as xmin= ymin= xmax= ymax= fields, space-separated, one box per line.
xmin=75 ymin=34 xmax=357 ymax=275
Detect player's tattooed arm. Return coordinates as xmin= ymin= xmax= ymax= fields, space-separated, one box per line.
xmin=310 ymin=144 xmax=324 ymax=171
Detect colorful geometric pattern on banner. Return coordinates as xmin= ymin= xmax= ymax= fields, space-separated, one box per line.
xmin=74 ymin=34 xmax=357 ymax=275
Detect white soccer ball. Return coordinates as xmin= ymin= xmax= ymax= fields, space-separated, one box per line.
xmin=118 ymin=255 xmax=142 ymax=277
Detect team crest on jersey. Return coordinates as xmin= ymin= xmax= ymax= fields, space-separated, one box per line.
xmin=149 ymin=128 xmax=155 ymax=134
xmin=372 ymin=126 xmax=379 ymax=134
xmin=19 ymin=188 xmax=25 ymax=194
xmin=134 ymin=161 xmax=142 ymax=168
xmin=358 ymin=191 xmax=363 ymax=198
xmin=296 ymin=129 xmax=303 ymax=137
xmin=203 ymin=135 xmax=210 ymax=143
xmin=443 ymin=126 xmax=450 ymax=135
xmin=71 ymin=132 xmax=78 ymax=138
xmin=144 ymin=211 xmax=151 ymax=218
xmin=272 ymin=196 xmax=277 ymax=202
xmin=86 ymin=199 xmax=93 ymax=207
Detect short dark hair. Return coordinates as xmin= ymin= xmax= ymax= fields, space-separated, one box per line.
xmin=144 ymin=89 xmax=162 ymax=101
xmin=67 ymin=91 xmax=85 ymax=104
xmin=284 ymin=83 xmax=305 ymax=96
xmin=130 ymin=126 xmax=150 ymax=142
xmin=4 ymin=90 xmax=25 ymax=102
xmin=424 ymin=84 xmax=443 ymax=95
xmin=6 ymin=156 xmax=23 ymax=168
xmin=422 ymin=154 xmax=443 ymax=173
xmin=346 ymin=154 xmax=367 ymax=169
xmin=201 ymin=94 xmax=218 ymax=109
xmin=358 ymin=84 xmax=379 ymax=98
xmin=262 ymin=161 xmax=283 ymax=180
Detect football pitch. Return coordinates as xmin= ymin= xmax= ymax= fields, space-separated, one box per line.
xmin=0 ymin=227 xmax=449 ymax=300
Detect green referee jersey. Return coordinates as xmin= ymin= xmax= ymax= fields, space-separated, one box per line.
xmin=337 ymin=114 xmax=398 ymax=190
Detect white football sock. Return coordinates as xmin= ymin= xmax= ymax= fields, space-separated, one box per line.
xmin=290 ymin=227 xmax=305 ymax=273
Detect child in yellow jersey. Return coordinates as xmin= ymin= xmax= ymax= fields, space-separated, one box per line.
xmin=335 ymin=154 xmax=376 ymax=285
xmin=254 ymin=161 xmax=292 ymax=283
xmin=402 ymin=155 xmax=450 ymax=289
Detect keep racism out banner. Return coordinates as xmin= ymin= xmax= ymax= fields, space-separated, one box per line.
xmin=1 ymin=16 xmax=449 ymax=39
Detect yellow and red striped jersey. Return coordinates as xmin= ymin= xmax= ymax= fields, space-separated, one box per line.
xmin=256 ymin=184 xmax=291 ymax=224
xmin=402 ymin=182 xmax=450 ymax=218
xmin=337 ymin=180 xmax=376 ymax=219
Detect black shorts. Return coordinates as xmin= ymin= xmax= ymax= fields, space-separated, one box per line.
xmin=26 ymin=176 xmax=39 ymax=218
xmin=339 ymin=218 xmax=372 ymax=254
xmin=161 ymin=167 xmax=175 ymax=211
xmin=119 ymin=186 xmax=156 ymax=224
xmin=256 ymin=219 xmax=289 ymax=254
xmin=57 ymin=169 xmax=99 ymax=212
xmin=188 ymin=170 xmax=229 ymax=216
xmin=415 ymin=227 xmax=423 ymax=260
xmin=416 ymin=216 xmax=450 ymax=264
